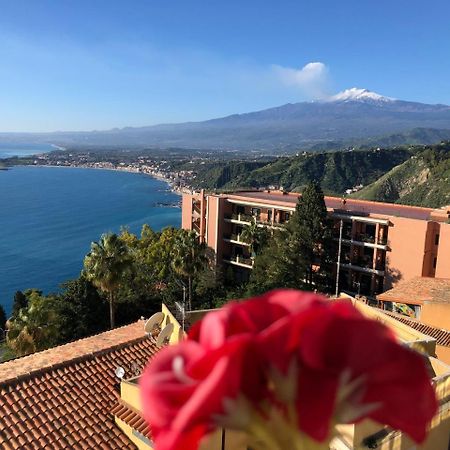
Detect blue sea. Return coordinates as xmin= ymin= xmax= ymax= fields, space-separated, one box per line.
xmin=0 ymin=165 xmax=181 ymax=314
xmin=0 ymin=142 xmax=56 ymax=158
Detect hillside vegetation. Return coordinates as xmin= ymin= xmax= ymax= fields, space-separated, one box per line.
xmin=187 ymin=148 xmax=412 ymax=194
xmin=186 ymin=143 xmax=449 ymax=208
xmin=352 ymin=142 xmax=450 ymax=207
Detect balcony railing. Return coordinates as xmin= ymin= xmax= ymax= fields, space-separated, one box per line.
xmin=230 ymin=213 xmax=253 ymax=223
xmin=353 ymin=257 xmax=374 ymax=269
xmin=224 ymin=255 xmax=254 ymax=268
xmin=355 ymin=233 xmax=376 ymax=244
xmin=223 ymin=234 xmax=250 ymax=246
xmin=334 ymin=233 xmax=388 ymax=248
xmin=193 ymin=202 xmax=201 ymax=214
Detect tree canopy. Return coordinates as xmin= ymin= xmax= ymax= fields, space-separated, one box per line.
xmin=83 ymin=233 xmax=133 ymax=329
xmin=247 ymin=182 xmax=335 ymax=294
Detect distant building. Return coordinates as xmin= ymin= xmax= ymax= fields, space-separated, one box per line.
xmin=377 ymin=276 xmax=450 ymax=363
xmin=182 ymin=189 xmax=450 ymax=297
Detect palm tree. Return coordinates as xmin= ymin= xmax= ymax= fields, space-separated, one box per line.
xmin=6 ymin=291 xmax=58 ymax=356
xmin=240 ymin=218 xmax=268 ymax=257
xmin=83 ymin=233 xmax=132 ymax=329
xmin=171 ymin=230 xmax=207 ymax=310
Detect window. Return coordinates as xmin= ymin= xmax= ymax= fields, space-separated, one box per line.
xmin=251 ymin=207 xmax=261 ymax=218
xmin=435 ymin=234 xmax=440 ymax=246
xmin=433 ymin=257 xmax=437 ymax=269
xmin=279 ymin=211 xmax=290 ymax=223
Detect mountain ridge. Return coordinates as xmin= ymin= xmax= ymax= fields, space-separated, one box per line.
xmin=1 ymin=89 xmax=450 ymax=151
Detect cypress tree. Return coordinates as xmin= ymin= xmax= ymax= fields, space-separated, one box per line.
xmin=248 ymin=182 xmax=335 ymax=294
xmin=290 ymin=182 xmax=334 ymax=291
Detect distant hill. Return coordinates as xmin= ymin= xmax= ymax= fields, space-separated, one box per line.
xmin=184 ymin=147 xmax=413 ymax=194
xmin=351 ymin=142 xmax=450 ymax=208
xmin=311 ymin=127 xmax=450 ymax=152
xmin=1 ymin=88 xmax=450 ymax=151
xmin=184 ymin=142 xmax=450 ymax=208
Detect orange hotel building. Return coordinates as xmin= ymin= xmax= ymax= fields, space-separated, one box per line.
xmin=182 ymin=189 xmax=450 ymax=298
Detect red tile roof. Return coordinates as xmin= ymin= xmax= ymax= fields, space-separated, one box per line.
xmin=0 ymin=321 xmax=158 ymax=449
xmin=377 ymin=277 xmax=450 ymax=305
xmin=111 ymin=400 xmax=151 ymax=440
xmin=382 ymin=310 xmax=450 ymax=347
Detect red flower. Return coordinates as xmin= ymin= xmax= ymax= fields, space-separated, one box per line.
xmin=188 ymin=288 xmax=326 ymax=349
xmin=141 ymin=290 xmax=438 ymax=449
xmin=259 ymin=299 xmax=438 ymax=442
xmin=140 ymin=336 xmax=263 ymax=450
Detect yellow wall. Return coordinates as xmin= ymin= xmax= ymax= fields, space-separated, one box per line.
xmin=421 ymin=302 xmax=450 ymax=330
xmin=115 ymin=417 xmax=153 ymax=450
xmin=344 ymin=296 xmax=437 ymax=357
xmin=116 ymin=363 xmax=249 ymax=450
xmin=121 ymin=378 xmax=142 ymax=411
xmin=436 ymin=345 xmax=450 ymax=366
xmin=115 ymin=380 xmax=153 ymax=449
xmin=161 ymin=303 xmax=185 ymax=344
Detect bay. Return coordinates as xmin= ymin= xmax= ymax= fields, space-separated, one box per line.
xmin=0 ymin=142 xmax=56 ymax=158
xmin=0 ymin=166 xmax=181 ymax=314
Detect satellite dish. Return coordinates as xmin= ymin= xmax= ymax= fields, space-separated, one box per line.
xmin=115 ymin=367 xmax=125 ymax=379
xmin=144 ymin=312 xmax=165 ymax=335
xmin=156 ymin=323 xmax=174 ymax=347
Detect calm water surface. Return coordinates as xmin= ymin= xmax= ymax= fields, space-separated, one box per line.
xmin=0 ymin=142 xmax=56 ymax=158
xmin=0 ymin=166 xmax=181 ymax=313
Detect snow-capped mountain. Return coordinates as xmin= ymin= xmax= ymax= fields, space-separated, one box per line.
xmin=328 ymin=88 xmax=395 ymax=103
xmin=1 ymin=89 xmax=450 ymax=151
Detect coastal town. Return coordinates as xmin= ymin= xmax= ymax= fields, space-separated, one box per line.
xmin=1 ymin=2 xmax=450 ymax=449
xmin=6 ymin=149 xmax=197 ymax=195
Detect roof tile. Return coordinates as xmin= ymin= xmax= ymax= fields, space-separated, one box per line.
xmin=0 ymin=320 xmax=158 ymax=449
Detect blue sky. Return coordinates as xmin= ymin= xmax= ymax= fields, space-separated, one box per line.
xmin=1 ymin=0 xmax=449 ymax=131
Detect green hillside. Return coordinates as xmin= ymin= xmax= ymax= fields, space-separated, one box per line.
xmin=188 ymin=148 xmax=412 ymax=195
xmin=351 ymin=142 xmax=450 ymax=208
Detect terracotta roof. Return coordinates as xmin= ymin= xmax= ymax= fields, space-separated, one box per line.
xmin=111 ymin=400 xmax=151 ymax=440
xmin=382 ymin=310 xmax=450 ymax=347
xmin=0 ymin=321 xmax=158 ymax=449
xmin=226 ymin=190 xmax=441 ymax=221
xmin=377 ymin=277 xmax=450 ymax=306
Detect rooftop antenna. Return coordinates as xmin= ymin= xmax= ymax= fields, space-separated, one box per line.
xmin=144 ymin=312 xmax=165 ymax=338
xmin=156 ymin=323 xmax=174 ymax=347
xmin=175 ymin=301 xmax=186 ymax=332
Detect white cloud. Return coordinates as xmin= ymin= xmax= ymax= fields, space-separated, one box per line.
xmin=272 ymin=62 xmax=331 ymax=99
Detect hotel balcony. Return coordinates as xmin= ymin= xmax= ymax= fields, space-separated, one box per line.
xmin=225 ymin=213 xmax=284 ymax=229
xmin=223 ymin=233 xmax=250 ymax=246
xmin=192 ymin=218 xmax=201 ymax=234
xmin=223 ymin=254 xmax=254 ymax=269
xmin=224 ymin=213 xmax=253 ymax=225
xmin=334 ymin=234 xmax=389 ymax=250
xmin=255 ymin=217 xmax=284 ymax=229
xmin=192 ymin=201 xmax=201 ymax=215
xmin=339 ymin=262 xmax=385 ymax=276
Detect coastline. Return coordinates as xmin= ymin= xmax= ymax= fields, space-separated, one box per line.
xmin=0 ymin=164 xmax=182 ymax=314
xmin=11 ymin=163 xmax=190 ymax=199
